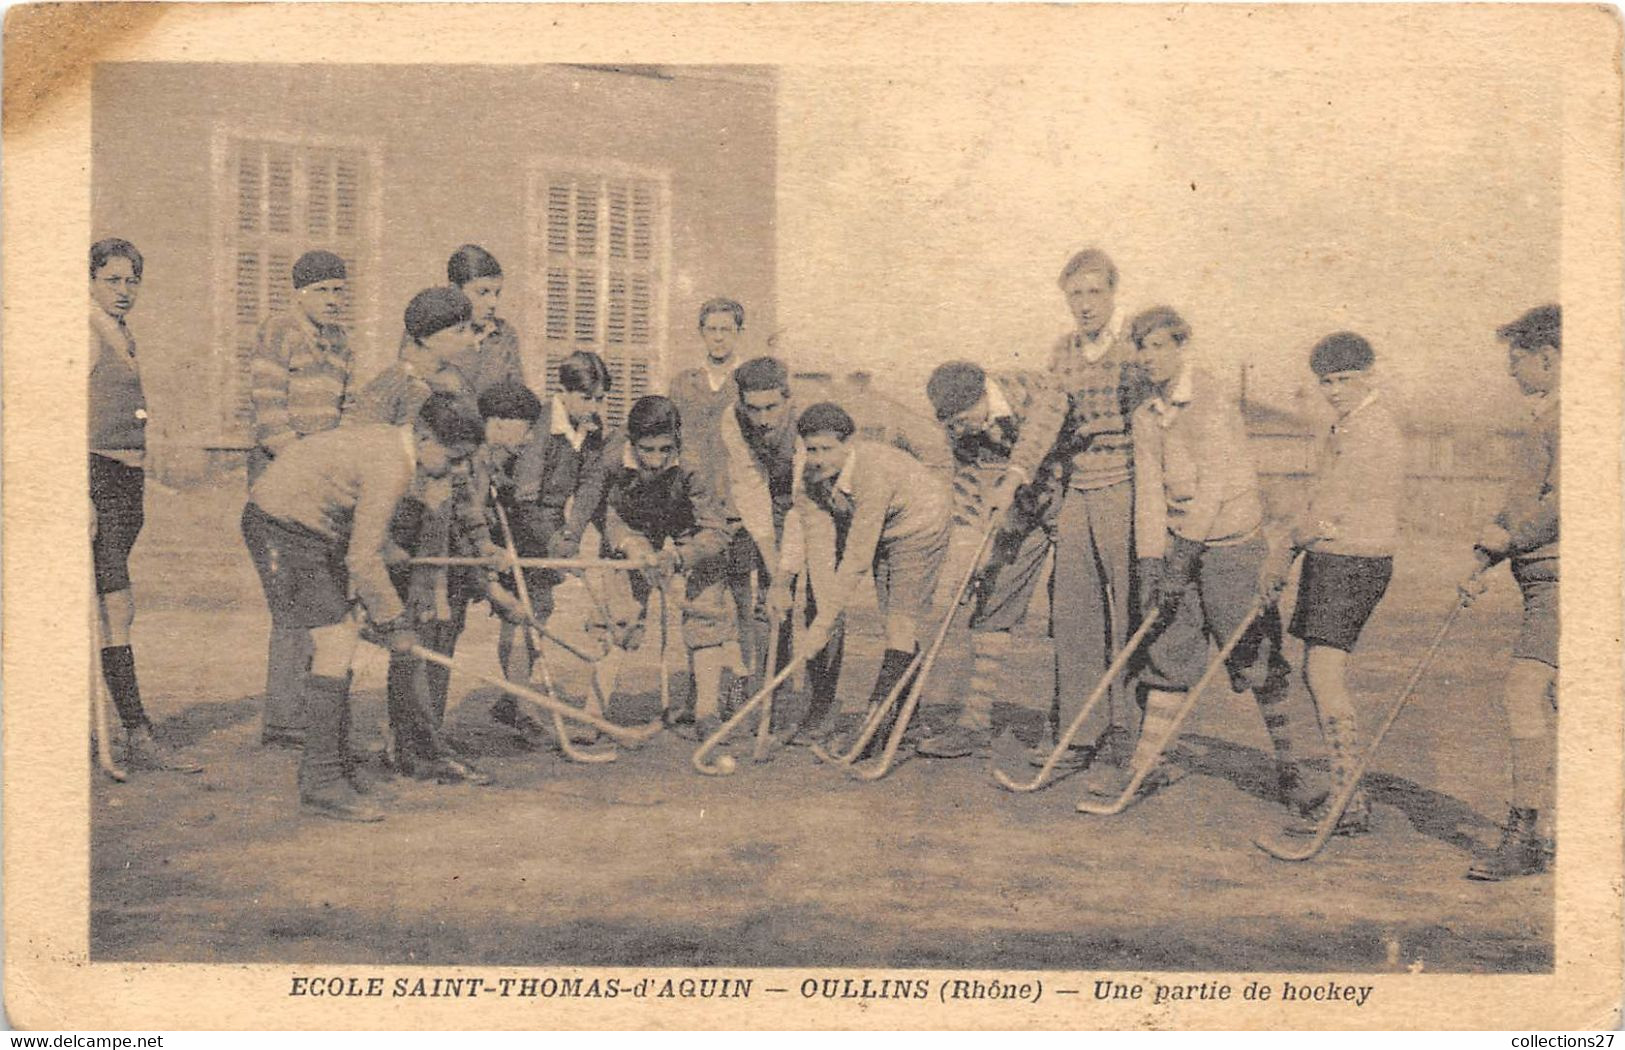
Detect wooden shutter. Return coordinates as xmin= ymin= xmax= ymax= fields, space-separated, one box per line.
xmin=529 ymin=166 xmax=665 ymax=426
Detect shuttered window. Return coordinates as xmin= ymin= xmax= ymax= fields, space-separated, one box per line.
xmin=221 ymin=137 xmax=373 ymax=440
xmin=527 ymin=164 xmax=667 ymax=427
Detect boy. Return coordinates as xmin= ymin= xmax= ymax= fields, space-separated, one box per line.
xmin=248 ymin=249 xmax=354 ymax=748
xmin=489 ymin=353 xmax=613 ymax=743
xmin=670 ymin=298 xmax=745 ymax=453
xmin=1045 ymin=248 xmax=1143 ymax=771
xmin=787 ymin=403 xmax=953 ymax=751
xmin=355 ymin=286 xmax=480 ymax=425
xmin=445 ymin=245 xmax=529 ymax=395
xmin=1108 ymin=307 xmax=1309 ymax=811
xmin=918 ymin=360 xmax=1072 ymax=758
xmin=1265 ymin=332 xmax=1404 ymax=836
xmin=1459 ymin=304 xmax=1560 ymax=881
xmin=360 ymin=287 xmax=492 ymax=783
xmin=712 ymin=356 xmax=808 ymax=706
xmin=89 ymin=238 xmax=201 ymax=773
xmin=241 ymin=393 xmax=485 ymax=821
xmin=598 ymin=396 xmax=739 ymax=738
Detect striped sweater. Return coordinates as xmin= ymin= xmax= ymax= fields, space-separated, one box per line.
xmin=250 ymin=312 xmax=352 ymax=452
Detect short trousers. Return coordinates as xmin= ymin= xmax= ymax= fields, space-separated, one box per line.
xmin=874 ymin=526 xmax=951 ymax=624
xmin=1511 ymin=556 xmax=1558 ymax=668
xmin=241 ymin=502 xmax=353 ymax=629
xmin=1140 ymin=533 xmax=1291 ymax=695
xmin=1289 ymin=551 xmax=1394 ymax=651
xmin=91 ymin=454 xmax=144 ymax=595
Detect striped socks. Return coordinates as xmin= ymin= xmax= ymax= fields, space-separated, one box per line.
xmin=961 ymin=630 xmax=1011 ymax=730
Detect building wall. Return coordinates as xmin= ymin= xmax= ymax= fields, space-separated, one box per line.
xmin=93 ymin=63 xmax=776 ymax=452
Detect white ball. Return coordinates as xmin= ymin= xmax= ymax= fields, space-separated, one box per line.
xmin=714 ymin=755 xmax=738 ymax=775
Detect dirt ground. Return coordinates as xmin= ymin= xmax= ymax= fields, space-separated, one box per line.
xmin=91 ymin=483 xmax=1554 ymax=972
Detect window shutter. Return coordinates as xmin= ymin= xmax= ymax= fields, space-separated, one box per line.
xmin=528 ymin=165 xmax=665 ymax=428
xmin=266 ymin=146 xmax=294 ymax=235
xmin=237 ymin=144 xmax=263 ymax=234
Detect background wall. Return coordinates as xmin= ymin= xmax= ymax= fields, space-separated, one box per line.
xmin=93 ymin=63 xmax=777 ymax=451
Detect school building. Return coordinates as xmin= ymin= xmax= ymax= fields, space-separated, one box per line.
xmin=92 ymin=63 xmax=777 ymax=464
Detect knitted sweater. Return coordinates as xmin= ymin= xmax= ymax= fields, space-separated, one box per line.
xmin=447 ymin=318 xmax=528 ymax=397
xmin=89 ymin=309 xmax=147 ymax=454
xmin=1047 ymin=326 xmax=1138 ymax=490
xmin=250 ymin=312 xmax=352 ymax=451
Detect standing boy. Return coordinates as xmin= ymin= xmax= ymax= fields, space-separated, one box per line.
xmin=1110 ymin=307 xmax=1309 ymax=811
xmin=670 ymin=298 xmax=746 ymax=454
xmin=788 ymin=403 xmax=953 ymax=751
xmin=918 ymin=361 xmax=1072 ymax=758
xmin=89 ymin=238 xmax=201 ymax=773
xmin=1045 ymin=248 xmax=1143 ymax=771
xmin=445 ymin=245 xmax=529 ymax=396
xmin=1264 ymin=332 xmax=1405 ymax=836
xmin=248 ymin=249 xmax=354 ymax=748
xmin=1459 ymin=304 xmax=1560 ymax=881
xmin=241 ymin=394 xmax=485 ymax=821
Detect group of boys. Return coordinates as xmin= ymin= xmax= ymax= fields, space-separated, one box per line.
xmin=90 ymin=239 xmax=1560 ymax=880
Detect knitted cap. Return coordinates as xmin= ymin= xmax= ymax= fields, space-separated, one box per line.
xmin=447 ymin=244 xmax=502 ymax=286
xmin=926 ymin=361 xmax=988 ymax=421
xmin=404 ymin=286 xmax=473 ymax=342
xmin=292 ymin=250 xmax=348 ymax=289
xmin=1309 ymin=332 xmax=1375 ymax=376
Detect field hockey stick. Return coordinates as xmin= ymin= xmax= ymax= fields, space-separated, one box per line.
xmin=493 ymin=499 xmax=617 ymax=764
xmin=657 ymin=575 xmax=672 ymax=715
xmin=811 ymin=645 xmax=927 ymax=766
xmin=1076 ymin=595 xmax=1272 ymax=815
xmin=692 ymin=654 xmax=810 ymax=776
xmin=88 ymin=559 xmax=126 ymax=783
xmin=1254 ymin=594 xmax=1471 ymax=862
xmin=992 ymin=608 xmax=1162 ymax=792
xmin=404 ymin=646 xmax=658 ymax=746
xmin=845 ymin=517 xmax=1002 ymax=782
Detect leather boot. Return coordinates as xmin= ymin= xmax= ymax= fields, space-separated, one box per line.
xmin=1466 ymin=806 xmax=1545 ymax=880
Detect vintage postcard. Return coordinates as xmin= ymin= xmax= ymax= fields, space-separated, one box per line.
xmin=3 ymin=2 xmax=1621 ymax=1032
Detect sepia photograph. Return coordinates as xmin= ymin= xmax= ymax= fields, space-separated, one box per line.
xmin=4 ymin=2 xmax=1622 ymax=1032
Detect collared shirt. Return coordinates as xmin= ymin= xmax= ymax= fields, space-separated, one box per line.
xmin=550 ymin=396 xmax=590 ymax=452
xmin=704 ymin=357 xmax=735 ymax=393
xmin=1075 ymin=309 xmax=1124 ymax=364
xmin=1132 ymin=363 xmax=1263 ymax=558
xmin=1302 ymin=389 xmax=1405 ymax=557
xmin=602 ymin=437 xmax=733 ymax=567
xmin=249 ymin=424 xmax=416 ymax=624
xmin=250 ymin=310 xmax=352 ymax=451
